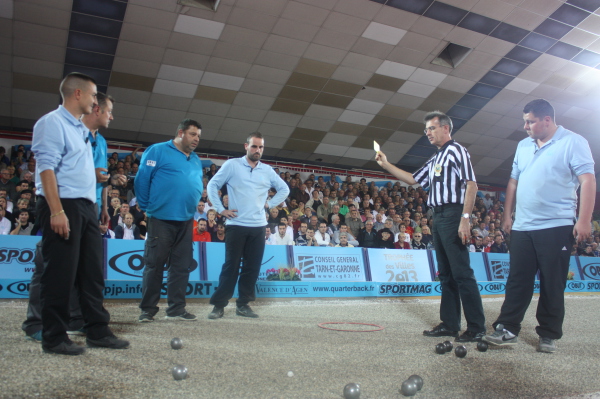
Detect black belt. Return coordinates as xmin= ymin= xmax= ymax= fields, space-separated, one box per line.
xmin=432 ymin=203 xmax=462 ymax=213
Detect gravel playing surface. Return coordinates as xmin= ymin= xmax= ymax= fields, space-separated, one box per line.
xmin=1 ymin=295 xmax=600 ymax=399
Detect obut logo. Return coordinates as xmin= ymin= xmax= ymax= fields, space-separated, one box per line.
xmin=434 ymin=283 xmax=442 ymax=294
xmin=0 ymin=248 xmax=35 ymax=264
xmin=582 ymin=263 xmax=600 ymax=281
xmin=484 ymin=282 xmax=506 ymax=293
xmin=7 ymin=280 xmax=30 ymax=296
xmin=108 ymin=250 xmax=198 ymax=278
xmin=567 ymin=281 xmax=585 ymax=291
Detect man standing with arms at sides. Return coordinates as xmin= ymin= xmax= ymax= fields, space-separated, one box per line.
xmin=376 ymin=111 xmax=485 ymax=342
xmin=135 ymin=119 xmax=203 ymax=322
xmin=484 ymin=99 xmax=595 ymax=353
xmin=32 ymin=72 xmax=128 ymax=355
xmin=207 ymin=132 xmax=289 ymax=319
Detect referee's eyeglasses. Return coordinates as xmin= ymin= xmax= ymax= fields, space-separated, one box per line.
xmin=423 ymin=124 xmax=446 ymax=134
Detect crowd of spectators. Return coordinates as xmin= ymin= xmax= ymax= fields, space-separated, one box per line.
xmin=3 ymin=143 xmax=600 ymax=258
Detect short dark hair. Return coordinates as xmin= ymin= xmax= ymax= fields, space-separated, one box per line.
xmin=177 ymin=119 xmax=202 ymax=134
xmin=424 ymin=110 xmax=453 ymax=134
xmin=523 ymin=99 xmax=554 ymax=121
xmin=96 ymin=92 xmax=115 ymax=109
xmin=198 ymin=218 xmax=207 ymax=224
xmin=246 ymin=131 xmax=263 ymax=144
xmin=278 ymin=222 xmax=287 ymax=228
xmin=59 ymin=72 xmax=96 ymax=98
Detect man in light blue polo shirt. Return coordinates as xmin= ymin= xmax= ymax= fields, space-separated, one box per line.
xmin=32 ymin=72 xmax=129 ymax=355
xmin=484 ymin=99 xmax=595 ymax=353
xmin=206 ymin=132 xmax=289 ymax=319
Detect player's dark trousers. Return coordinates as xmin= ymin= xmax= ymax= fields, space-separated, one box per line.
xmin=22 ymin=242 xmax=83 ymax=336
xmin=210 ymin=225 xmax=266 ymax=308
xmin=140 ymin=217 xmax=194 ymax=317
xmin=493 ymin=225 xmax=573 ymax=339
xmin=433 ymin=204 xmax=485 ymax=333
xmin=37 ymin=197 xmax=111 ymax=348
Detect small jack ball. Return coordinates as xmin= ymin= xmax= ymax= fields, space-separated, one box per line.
xmin=408 ymin=375 xmax=424 ymax=391
xmin=443 ymin=340 xmax=453 ymax=352
xmin=435 ymin=343 xmax=447 ymax=354
xmin=455 ymin=345 xmax=467 ymax=358
xmin=400 ymin=380 xmax=418 ymax=397
xmin=477 ymin=341 xmax=489 ymax=352
xmin=170 ymin=338 xmax=183 ymax=350
xmin=343 ymin=383 xmax=361 ymax=399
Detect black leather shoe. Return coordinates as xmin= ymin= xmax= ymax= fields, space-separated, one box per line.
xmin=423 ymin=324 xmax=458 ymax=337
xmin=43 ymin=340 xmax=86 ymax=356
xmin=87 ymin=335 xmax=130 ymax=349
xmin=236 ymin=305 xmax=259 ymax=318
xmin=456 ymin=330 xmax=485 ymax=342
xmin=208 ymin=306 xmax=224 ymax=319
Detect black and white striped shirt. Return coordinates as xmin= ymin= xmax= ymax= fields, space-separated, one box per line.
xmin=413 ymin=140 xmax=476 ymax=207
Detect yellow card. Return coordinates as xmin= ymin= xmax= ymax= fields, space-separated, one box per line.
xmin=373 ymin=140 xmax=380 ymax=153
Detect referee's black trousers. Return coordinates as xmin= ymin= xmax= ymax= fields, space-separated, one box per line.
xmin=493 ymin=225 xmax=573 ymax=339
xmin=433 ymin=205 xmax=485 ymax=333
xmin=37 ymin=197 xmax=111 ymax=348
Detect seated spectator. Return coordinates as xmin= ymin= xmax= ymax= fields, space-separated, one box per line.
xmin=373 ymin=213 xmax=385 ymax=231
xmin=111 ymin=202 xmax=130 ymax=230
xmin=303 ymin=227 xmax=319 ymax=246
xmin=327 ymin=214 xmax=341 ymax=236
xmin=395 ymin=233 xmax=412 ymax=249
xmin=473 ymin=221 xmax=489 ymax=239
xmin=335 ymin=233 xmax=354 ymax=248
xmin=295 ymin=222 xmax=308 ymax=242
xmin=211 ymin=222 xmax=226 ymax=243
xmin=267 ymin=207 xmax=281 ymax=225
xmin=490 ymin=234 xmax=508 ymax=253
xmin=581 ymin=244 xmax=595 ymax=257
xmin=317 ymin=196 xmax=331 ymax=223
xmin=346 ymin=207 xmax=364 ymax=238
xmin=265 ymin=226 xmax=277 ymax=245
xmin=306 ymin=190 xmax=322 ymax=212
xmin=99 ymin=221 xmax=115 ymax=239
xmin=274 ymin=222 xmax=294 ymax=245
xmin=193 ymin=200 xmax=208 ymax=221
xmin=289 ymin=209 xmax=302 ymax=236
xmin=192 ymin=218 xmax=211 ymax=242
xmin=10 ymin=209 xmax=33 ymax=235
xmin=114 ymin=213 xmax=141 ymax=240
xmin=358 ymin=221 xmax=378 ymax=248
xmin=332 ymin=224 xmax=359 ymax=246
xmin=300 ymin=206 xmax=314 ymax=224
xmin=279 ymin=216 xmax=294 ymax=238
xmin=394 ymin=224 xmax=411 ymax=244
xmin=421 ymin=225 xmax=433 ymax=246
xmin=411 ymin=232 xmax=427 ymax=250
xmin=327 ymin=204 xmax=345 ymax=225
xmin=482 ymin=236 xmax=492 ymax=253
xmin=593 ymin=242 xmax=600 ymax=257
xmin=315 ymin=222 xmax=331 ymax=247
xmin=378 ymin=228 xmax=395 ymax=249
xmin=206 ymin=209 xmax=219 ymax=235
xmin=469 ymin=236 xmax=485 ymax=252
xmin=0 ymin=205 xmax=10 ymax=234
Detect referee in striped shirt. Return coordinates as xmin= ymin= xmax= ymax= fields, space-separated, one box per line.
xmin=376 ymin=111 xmax=485 ymax=342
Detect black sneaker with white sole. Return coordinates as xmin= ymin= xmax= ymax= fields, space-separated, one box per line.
xmin=236 ymin=305 xmax=259 ymax=318
xmin=138 ymin=313 xmax=154 ymax=323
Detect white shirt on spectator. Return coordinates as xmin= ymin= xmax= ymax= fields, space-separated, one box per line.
xmin=0 ymin=218 xmax=10 ymax=235
xmin=265 ymin=234 xmax=277 ymax=245
xmin=274 ymin=233 xmax=294 ymax=245
xmin=123 ymin=225 xmax=135 ymax=240
xmin=315 ymin=232 xmax=331 ymax=247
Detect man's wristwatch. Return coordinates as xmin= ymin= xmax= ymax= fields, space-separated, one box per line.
xmin=462 ymin=213 xmax=470 ymax=219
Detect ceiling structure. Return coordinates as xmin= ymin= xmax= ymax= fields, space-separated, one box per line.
xmin=2 ymin=0 xmax=600 ymax=186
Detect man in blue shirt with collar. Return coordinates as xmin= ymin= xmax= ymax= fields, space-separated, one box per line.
xmin=484 ymin=99 xmax=595 ymax=353
xmin=206 ymin=132 xmax=290 ymax=319
xmin=32 ymin=72 xmax=129 ymax=355
xmin=135 ymin=119 xmax=204 ymax=322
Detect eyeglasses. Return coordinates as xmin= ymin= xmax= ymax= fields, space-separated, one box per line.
xmin=423 ymin=124 xmax=446 ymax=134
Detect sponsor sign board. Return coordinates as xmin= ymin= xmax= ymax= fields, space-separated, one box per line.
xmin=368 ymin=249 xmax=432 ymax=282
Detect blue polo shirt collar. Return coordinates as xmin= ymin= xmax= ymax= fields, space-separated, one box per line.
xmin=532 ymin=126 xmax=566 ymax=151
xmin=58 ymin=105 xmax=84 ymax=128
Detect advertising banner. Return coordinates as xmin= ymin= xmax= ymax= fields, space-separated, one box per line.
xmin=0 ymin=278 xmax=33 ymax=298
xmin=377 ymin=282 xmax=436 ymax=297
xmin=292 ymin=246 xmax=367 ymax=281
xmin=368 ymin=249 xmax=432 ymax=282
xmin=255 ymin=281 xmax=377 ymax=298
xmin=105 ymin=240 xmax=201 ymax=280
xmin=103 ymin=280 xmax=216 ymax=299
xmin=430 ymin=251 xmax=489 ymax=282
xmin=485 ymin=253 xmax=511 ymax=281
xmin=577 ymin=257 xmax=600 ymax=281
xmin=0 ymin=236 xmax=39 ymax=280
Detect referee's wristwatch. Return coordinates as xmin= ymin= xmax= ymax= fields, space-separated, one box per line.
xmin=462 ymin=213 xmax=470 ymax=219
